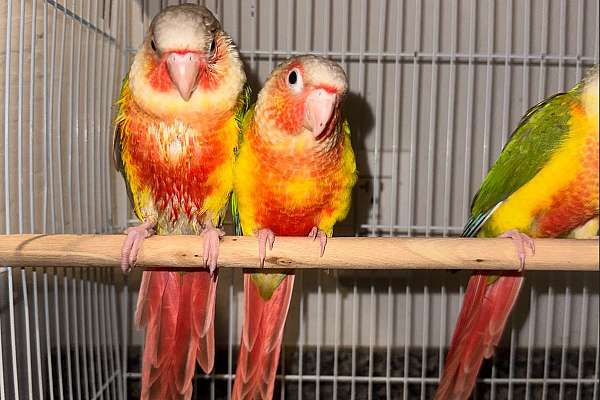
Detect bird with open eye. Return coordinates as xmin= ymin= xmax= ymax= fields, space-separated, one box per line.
xmin=231 ymin=55 xmax=357 ymax=400
xmin=113 ymin=4 xmax=248 ymax=399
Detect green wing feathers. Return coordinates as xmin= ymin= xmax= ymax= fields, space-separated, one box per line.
xmin=464 ymin=91 xmax=576 ymax=237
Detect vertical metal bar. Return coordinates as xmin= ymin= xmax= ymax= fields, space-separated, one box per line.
xmin=575 ymin=287 xmax=588 ymax=400
xmin=558 ymin=287 xmax=571 ymax=400
xmin=575 ymin=0 xmax=584 ymax=81
xmin=54 ymin=268 xmax=65 ymax=400
xmin=304 ymin=0 xmax=312 ymax=52
xmin=3 ymin=0 xmax=13 ymax=234
xmin=592 ymin=304 xmax=600 ymax=400
xmin=298 ymin=271 xmax=304 ymax=399
xmin=81 ymin=269 xmax=90 ymax=400
xmin=385 ymin=281 xmax=393 ymax=399
xmin=402 ymin=286 xmax=411 ymax=400
xmin=461 ymin=0 xmax=477 ymax=222
xmin=55 ymin=1 xmax=68 ymax=233
xmin=541 ymin=286 xmax=554 ymax=399
xmin=63 ymin=269 xmax=74 ymax=400
xmin=48 ymin=1 xmax=57 ymax=233
xmin=524 ymin=287 xmax=536 ymax=400
xmin=521 ymin=0 xmax=530 ymax=115
xmin=558 ymin=0 xmax=566 ymax=90
xmin=81 ymin=0 xmax=91 ymax=233
xmin=481 ymin=0 xmax=495 ymax=177
xmin=120 ymin=278 xmax=128 ymax=400
xmin=367 ymin=281 xmax=375 ymax=400
xmin=507 ymin=315 xmax=517 ymax=400
xmin=389 ymin=0 xmax=404 ymax=236
xmin=442 ymin=0 xmax=458 ymax=236
xmin=17 ymin=0 xmax=25 ymax=234
xmin=43 ymin=269 xmax=55 ymax=400
xmin=500 ymin=0 xmax=513 ymax=147
xmin=0 ymin=272 xmax=5 ymax=400
xmin=371 ymin=0 xmax=387 ymax=236
xmin=93 ymin=268 xmax=105 ymax=400
xmin=32 ymin=269 xmax=44 ymax=400
xmin=420 ymin=286 xmax=429 ymax=400
xmin=110 ymin=274 xmax=125 ymax=400
xmin=438 ymin=285 xmax=447 ymax=380
xmin=72 ymin=269 xmax=82 ymax=400
xmin=406 ymin=0 xmax=422 ymax=236
xmin=316 ymin=271 xmax=322 ymax=399
xmin=227 ymin=272 xmax=234 ymax=398
xmin=8 ymin=268 xmax=20 ymax=399
xmin=42 ymin=0 xmax=49 ymax=233
xmin=425 ymin=0 xmax=440 ymax=237
xmin=28 ymin=0 xmax=38 ymax=233
xmin=595 ymin=0 xmax=599 ymax=64
xmin=65 ymin=0 xmax=77 ymax=234
xmin=87 ymin=268 xmax=98 ymax=398
xmin=21 ymin=269 xmax=33 ymax=400
xmin=333 ymin=271 xmax=341 ymax=399
xmin=103 ymin=272 xmax=117 ymax=399
xmin=72 ymin=0 xmax=84 ymax=234
xmin=350 ymin=278 xmax=358 ymax=400
xmin=537 ymin=0 xmax=548 ymax=102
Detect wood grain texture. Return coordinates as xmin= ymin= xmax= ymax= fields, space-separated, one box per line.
xmin=0 ymin=235 xmax=597 ymax=271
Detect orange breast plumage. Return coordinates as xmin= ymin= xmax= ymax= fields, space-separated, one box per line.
xmin=118 ymin=99 xmax=236 ymax=225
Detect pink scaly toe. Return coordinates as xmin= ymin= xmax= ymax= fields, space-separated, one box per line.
xmin=202 ymin=226 xmax=225 ymax=275
xmin=500 ymin=229 xmax=535 ymax=272
xmin=257 ymin=228 xmax=275 ymax=267
xmin=308 ymin=226 xmax=328 ymax=257
xmin=121 ymin=221 xmax=155 ymax=273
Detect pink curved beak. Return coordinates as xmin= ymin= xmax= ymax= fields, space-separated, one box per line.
xmin=166 ymin=52 xmax=202 ymax=101
xmin=303 ymin=89 xmax=337 ymax=138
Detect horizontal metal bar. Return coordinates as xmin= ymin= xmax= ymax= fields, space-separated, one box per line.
xmin=0 ymin=235 xmax=597 ymax=271
xmin=46 ymin=0 xmax=116 ymax=43
xmin=124 ymin=47 xmax=596 ymax=66
xmin=124 ymin=372 xmax=599 ymax=385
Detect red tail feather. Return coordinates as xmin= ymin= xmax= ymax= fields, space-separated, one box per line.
xmin=434 ymin=273 xmax=523 ymax=400
xmin=135 ymin=270 xmax=217 ymax=400
xmin=233 ymin=274 xmax=295 ymax=400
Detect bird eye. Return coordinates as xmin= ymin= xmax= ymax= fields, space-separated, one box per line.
xmin=150 ymin=39 xmax=157 ymax=52
xmin=287 ymin=68 xmax=303 ymax=92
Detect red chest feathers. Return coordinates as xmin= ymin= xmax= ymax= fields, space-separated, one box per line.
xmin=125 ymin=117 xmax=229 ymax=220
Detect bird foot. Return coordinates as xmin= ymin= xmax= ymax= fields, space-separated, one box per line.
xmin=257 ymin=228 xmax=275 ymax=267
xmin=121 ymin=221 xmax=155 ymax=273
xmin=201 ymin=226 xmax=225 ymax=275
xmin=500 ymin=229 xmax=535 ymax=272
xmin=308 ymin=226 xmax=328 ymax=257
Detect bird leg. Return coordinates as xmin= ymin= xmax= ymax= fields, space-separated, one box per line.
xmin=201 ymin=220 xmax=225 ymax=275
xmin=257 ymin=228 xmax=275 ymax=267
xmin=308 ymin=226 xmax=328 ymax=257
xmin=500 ymin=229 xmax=535 ymax=272
xmin=120 ymin=220 xmax=155 ymax=273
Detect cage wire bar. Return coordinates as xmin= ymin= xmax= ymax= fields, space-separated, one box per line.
xmin=1 ymin=0 xmax=123 ymax=399
xmin=0 ymin=0 xmax=598 ymax=399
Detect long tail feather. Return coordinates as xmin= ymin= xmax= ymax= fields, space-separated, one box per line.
xmin=434 ymin=273 xmax=523 ymax=400
xmin=233 ymin=274 xmax=295 ymax=400
xmin=135 ymin=270 xmax=217 ymax=400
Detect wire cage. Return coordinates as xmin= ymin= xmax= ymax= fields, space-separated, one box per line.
xmin=0 ymin=0 xmax=599 ymax=399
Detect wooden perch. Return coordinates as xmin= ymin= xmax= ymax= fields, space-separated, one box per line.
xmin=0 ymin=235 xmax=597 ymax=271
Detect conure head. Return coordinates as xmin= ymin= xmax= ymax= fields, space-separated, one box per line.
xmin=255 ymin=55 xmax=348 ymax=141
xmin=128 ymin=4 xmax=245 ymax=120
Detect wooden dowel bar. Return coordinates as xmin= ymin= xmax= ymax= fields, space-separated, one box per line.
xmin=0 ymin=235 xmax=597 ymax=271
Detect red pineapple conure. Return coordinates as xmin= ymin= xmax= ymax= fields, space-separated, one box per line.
xmin=435 ymin=66 xmax=598 ymax=400
xmin=231 ymin=55 xmax=357 ymax=399
xmin=113 ymin=5 xmax=247 ymax=399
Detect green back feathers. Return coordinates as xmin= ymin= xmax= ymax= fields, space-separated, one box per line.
xmin=463 ymin=89 xmax=578 ymax=237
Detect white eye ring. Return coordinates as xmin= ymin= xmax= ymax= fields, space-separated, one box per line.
xmin=287 ymin=68 xmax=303 ymax=92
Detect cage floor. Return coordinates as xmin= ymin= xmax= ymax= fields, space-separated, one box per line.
xmin=119 ymin=346 xmax=598 ymax=399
